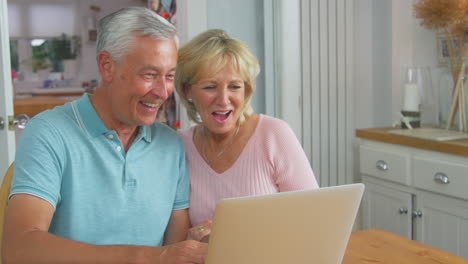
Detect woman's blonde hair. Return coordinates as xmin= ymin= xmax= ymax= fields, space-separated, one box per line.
xmin=175 ymin=29 xmax=260 ymax=124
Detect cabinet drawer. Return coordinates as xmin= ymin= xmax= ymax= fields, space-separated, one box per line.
xmin=413 ymin=157 xmax=468 ymax=200
xmin=360 ymin=146 xmax=410 ymax=185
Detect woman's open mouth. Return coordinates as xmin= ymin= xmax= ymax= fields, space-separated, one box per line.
xmin=212 ymin=110 xmax=232 ymax=122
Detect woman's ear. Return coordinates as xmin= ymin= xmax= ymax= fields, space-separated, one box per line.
xmin=185 ymin=84 xmax=193 ymax=102
xmin=97 ymin=51 xmax=114 ymax=83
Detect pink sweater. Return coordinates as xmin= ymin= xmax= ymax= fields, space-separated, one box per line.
xmin=178 ymin=115 xmax=319 ymax=226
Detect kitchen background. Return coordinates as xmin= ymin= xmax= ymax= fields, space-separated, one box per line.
xmin=4 ymin=0 xmax=444 ymax=187
xmin=4 ymin=0 xmax=468 ymax=258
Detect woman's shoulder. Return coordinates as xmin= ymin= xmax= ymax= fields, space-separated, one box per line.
xmin=255 ymin=115 xmax=299 ymax=146
xmin=257 ymin=114 xmax=292 ymax=133
xmin=177 ymin=126 xmax=193 ymax=137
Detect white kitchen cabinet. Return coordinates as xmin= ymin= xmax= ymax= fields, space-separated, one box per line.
xmin=359 ymin=139 xmax=468 ymax=258
xmin=362 ymin=179 xmax=412 ymax=238
xmin=414 ymin=190 xmax=468 ymax=257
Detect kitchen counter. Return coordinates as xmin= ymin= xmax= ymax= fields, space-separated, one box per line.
xmin=356 ymin=127 xmax=468 ymax=157
xmin=14 ymin=96 xmax=80 ymax=117
xmin=28 ymin=87 xmax=87 ymax=97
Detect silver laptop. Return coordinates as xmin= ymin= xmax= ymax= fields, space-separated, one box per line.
xmin=205 ymin=183 xmax=365 ymax=264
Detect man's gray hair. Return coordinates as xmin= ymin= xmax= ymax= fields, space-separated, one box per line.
xmin=96 ymin=7 xmax=177 ymax=61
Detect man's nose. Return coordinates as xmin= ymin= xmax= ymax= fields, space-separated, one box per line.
xmin=151 ymin=77 xmax=170 ymax=100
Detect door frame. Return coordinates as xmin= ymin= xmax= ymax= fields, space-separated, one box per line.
xmin=0 ymin=1 xmax=16 ymax=179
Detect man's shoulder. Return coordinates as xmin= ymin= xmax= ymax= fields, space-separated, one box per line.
xmin=32 ymin=101 xmax=75 ymax=123
xmin=26 ymin=101 xmax=76 ymax=132
xmin=149 ymin=122 xmax=183 ymax=143
xmin=150 ymin=122 xmax=176 ymax=134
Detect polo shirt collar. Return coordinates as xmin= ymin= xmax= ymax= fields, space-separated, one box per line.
xmin=76 ymin=93 xmax=152 ymax=143
xmin=76 ymin=93 xmax=108 ymax=137
xmin=137 ymin=125 xmax=152 ymax=143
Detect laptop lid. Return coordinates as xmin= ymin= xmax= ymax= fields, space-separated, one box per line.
xmin=205 ymin=183 xmax=365 ymax=264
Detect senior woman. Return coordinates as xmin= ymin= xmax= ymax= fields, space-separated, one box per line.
xmin=175 ymin=29 xmax=319 ymax=241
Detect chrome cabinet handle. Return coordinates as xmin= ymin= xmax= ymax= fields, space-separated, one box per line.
xmin=434 ymin=172 xmax=450 ymax=184
xmin=412 ymin=210 xmax=423 ymax=218
xmin=398 ymin=207 xmax=408 ymax=215
xmin=376 ymin=160 xmax=388 ymax=171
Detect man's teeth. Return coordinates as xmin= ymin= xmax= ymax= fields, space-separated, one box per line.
xmin=214 ymin=111 xmax=230 ymax=115
xmin=142 ymin=102 xmax=159 ymax=108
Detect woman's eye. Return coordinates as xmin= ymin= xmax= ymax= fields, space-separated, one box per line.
xmin=203 ymin=86 xmax=216 ymax=90
xmin=231 ymin=85 xmax=242 ymax=89
xmin=166 ymin=74 xmax=175 ymax=80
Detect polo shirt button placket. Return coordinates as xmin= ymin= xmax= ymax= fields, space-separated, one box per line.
xmin=116 ymin=146 xmax=121 ymax=152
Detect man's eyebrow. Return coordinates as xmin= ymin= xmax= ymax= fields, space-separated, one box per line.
xmin=139 ymin=65 xmax=176 ymax=72
xmin=140 ymin=65 xmax=158 ymax=71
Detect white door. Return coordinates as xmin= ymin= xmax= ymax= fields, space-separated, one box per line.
xmin=0 ymin=1 xmax=16 ymax=179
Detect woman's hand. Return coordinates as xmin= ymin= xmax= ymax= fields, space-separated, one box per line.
xmin=187 ymin=220 xmax=212 ymax=242
xmin=158 ymin=240 xmax=208 ymax=264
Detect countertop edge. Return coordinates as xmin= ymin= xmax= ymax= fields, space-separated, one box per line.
xmin=356 ymin=128 xmax=468 ymax=157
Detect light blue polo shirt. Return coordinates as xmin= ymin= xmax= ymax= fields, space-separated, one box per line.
xmin=11 ymin=93 xmax=189 ymax=246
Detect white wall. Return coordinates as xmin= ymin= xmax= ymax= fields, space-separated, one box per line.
xmin=77 ymin=0 xmax=146 ymax=82
xmin=206 ymin=0 xmax=266 ymax=115
xmin=176 ymin=0 xmax=270 ymax=130
xmin=278 ymin=0 xmax=302 ymax=140
xmin=354 ymin=0 xmax=375 ymax=129
xmin=354 ymin=0 xmax=439 ymax=130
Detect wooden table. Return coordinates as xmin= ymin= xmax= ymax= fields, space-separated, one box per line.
xmin=343 ymin=229 xmax=468 ymax=264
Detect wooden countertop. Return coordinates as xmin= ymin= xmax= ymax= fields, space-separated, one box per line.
xmin=343 ymin=229 xmax=467 ymax=264
xmin=356 ymin=127 xmax=468 ymax=157
xmin=14 ymin=96 xmax=78 ymax=117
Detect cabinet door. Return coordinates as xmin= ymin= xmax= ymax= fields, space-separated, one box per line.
xmin=362 ymin=180 xmax=412 ymax=238
xmin=414 ymin=191 xmax=468 ymax=258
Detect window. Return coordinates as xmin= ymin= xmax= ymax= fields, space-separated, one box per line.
xmin=8 ymin=0 xmax=79 ymax=80
xmin=10 ymin=36 xmax=79 ymax=76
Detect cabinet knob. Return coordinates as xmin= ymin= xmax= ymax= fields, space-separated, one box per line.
xmin=398 ymin=207 xmax=408 ymax=214
xmin=412 ymin=210 xmax=423 ymax=218
xmin=434 ymin=172 xmax=450 ymax=184
xmin=376 ymin=160 xmax=388 ymax=171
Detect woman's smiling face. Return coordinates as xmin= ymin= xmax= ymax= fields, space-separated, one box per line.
xmin=187 ymin=61 xmax=245 ymax=135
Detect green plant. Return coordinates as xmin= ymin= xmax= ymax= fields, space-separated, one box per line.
xmin=9 ymin=40 xmax=18 ymax=72
xmin=48 ymin=34 xmax=81 ymax=72
xmin=50 ymin=33 xmax=80 ymax=60
xmin=31 ymin=41 xmax=51 ymax=71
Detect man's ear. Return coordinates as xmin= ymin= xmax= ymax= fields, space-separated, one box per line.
xmin=97 ymin=51 xmax=114 ymax=82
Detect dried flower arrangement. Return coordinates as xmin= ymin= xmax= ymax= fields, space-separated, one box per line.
xmin=414 ymin=0 xmax=468 ymax=131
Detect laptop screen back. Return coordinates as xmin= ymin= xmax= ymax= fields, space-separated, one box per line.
xmin=205 ymin=183 xmax=365 ymax=264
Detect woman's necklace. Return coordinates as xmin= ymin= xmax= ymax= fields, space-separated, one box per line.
xmin=201 ymin=123 xmax=241 ymax=166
